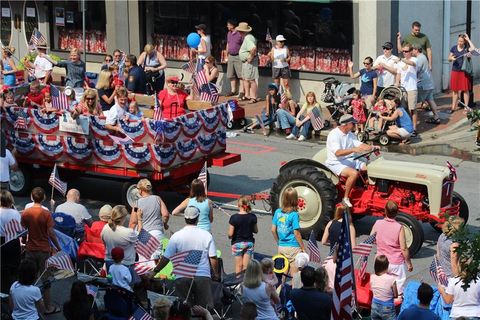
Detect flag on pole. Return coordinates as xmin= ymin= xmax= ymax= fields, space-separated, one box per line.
xmin=198 ymin=162 xmax=207 ymax=194
xmin=429 ymin=256 xmax=449 ymax=287
xmin=136 ymin=229 xmax=160 ymax=259
xmin=266 ymin=28 xmax=272 ymax=42
xmin=3 ymin=219 xmax=27 ymax=243
xmin=278 ymin=85 xmax=288 ymax=107
xmin=49 ymin=164 xmax=67 ymax=196
xmin=323 ymin=243 xmax=338 ymax=263
xmin=45 ymin=251 xmax=75 ymax=272
xmin=352 ymin=233 xmax=376 ymax=256
xmin=86 ymin=285 xmax=98 ymax=299
xmin=50 ymin=84 xmax=69 ymax=110
xmin=308 ymin=107 xmax=325 ymax=131
xmin=129 ymin=306 xmax=153 ymax=320
xmin=170 ymin=250 xmax=203 ymax=278
xmin=307 ymin=230 xmax=322 ymax=264
xmin=153 ymin=92 xmax=163 ymax=121
xmin=181 ymin=60 xmax=196 ymax=74
xmin=134 ymin=262 xmax=153 ymax=276
xmin=200 ymin=83 xmax=219 ymax=104
xmin=331 ymin=211 xmax=354 ymax=320
xmin=358 ymin=255 xmax=368 ymax=280
xmin=29 ymin=29 xmax=47 ymax=49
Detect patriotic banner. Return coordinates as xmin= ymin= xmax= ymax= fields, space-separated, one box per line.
xmin=45 ymin=251 xmax=75 ymax=273
xmin=170 ymin=250 xmax=203 ymax=278
xmin=49 ymin=163 xmax=67 ymax=196
xmin=430 ymin=256 xmax=448 ymax=287
xmin=307 ymin=230 xmax=321 ymax=264
xmin=136 ymin=229 xmax=160 ymax=259
xmin=308 ymin=107 xmax=324 ymax=131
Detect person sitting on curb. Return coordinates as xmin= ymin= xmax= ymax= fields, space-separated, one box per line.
xmin=398 ymin=283 xmax=440 ymax=320
xmin=380 ymin=97 xmax=414 ymax=145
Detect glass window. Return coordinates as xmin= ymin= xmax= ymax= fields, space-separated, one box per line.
xmin=24 ymin=1 xmax=39 ymax=45
xmin=1 ymin=1 xmax=12 ymax=46
xmin=48 ymin=1 xmax=107 ymax=54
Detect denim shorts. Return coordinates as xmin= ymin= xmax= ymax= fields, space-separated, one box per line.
xmin=371 ymin=300 xmax=396 ymax=320
xmin=231 ymin=241 xmax=254 ymax=256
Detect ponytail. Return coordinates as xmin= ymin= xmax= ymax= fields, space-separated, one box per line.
xmin=108 ymin=205 xmax=128 ymax=231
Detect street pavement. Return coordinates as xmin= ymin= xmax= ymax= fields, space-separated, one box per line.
xmin=13 ymin=131 xmax=479 ymax=319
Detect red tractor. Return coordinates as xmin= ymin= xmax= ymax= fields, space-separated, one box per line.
xmin=270 ymin=149 xmax=469 ymax=255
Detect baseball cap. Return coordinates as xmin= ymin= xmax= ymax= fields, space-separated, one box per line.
xmin=111 ymin=247 xmax=124 ymax=262
xmin=184 ymin=206 xmax=200 ymax=219
xmin=275 ymin=35 xmax=286 ymax=42
xmin=295 ymin=252 xmax=310 ymax=269
xmin=166 ymin=76 xmax=180 ymax=83
xmin=339 ymin=114 xmax=358 ymax=125
xmin=267 ymin=83 xmax=278 ymax=91
xmin=382 ymin=42 xmax=393 ymax=49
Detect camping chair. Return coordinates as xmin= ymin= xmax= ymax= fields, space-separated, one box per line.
xmin=210 ymin=258 xmax=244 ymax=319
xmin=52 ymin=212 xmax=76 ymax=238
xmin=77 ymin=224 xmax=106 ymax=276
xmin=103 ymin=285 xmax=139 ymax=320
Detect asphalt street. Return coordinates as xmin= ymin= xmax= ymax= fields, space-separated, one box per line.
xmin=14 ymin=132 xmax=480 ymax=319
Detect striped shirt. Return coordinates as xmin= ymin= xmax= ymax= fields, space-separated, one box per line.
xmin=57 ymin=60 xmax=86 ymax=88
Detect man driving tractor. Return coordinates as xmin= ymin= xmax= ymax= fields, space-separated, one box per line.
xmin=325 ymin=114 xmax=378 ymax=207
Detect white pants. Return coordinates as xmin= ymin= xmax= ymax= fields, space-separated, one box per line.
xmin=388 ymin=263 xmax=407 ymax=294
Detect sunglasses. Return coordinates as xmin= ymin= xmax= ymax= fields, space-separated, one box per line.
xmin=363 ymin=62 xmax=372 ymax=65
xmin=169 ymin=81 xmax=178 ymax=84
xmin=105 ymin=59 xmax=112 ymax=62
xmin=85 ymin=97 xmax=95 ymax=100
xmin=402 ymin=50 xmax=412 ymax=53
xmin=382 ymin=47 xmax=392 ymax=50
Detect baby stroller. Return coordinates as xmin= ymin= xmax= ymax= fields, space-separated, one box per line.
xmin=324 ymin=82 xmax=356 ymax=128
xmin=359 ymin=85 xmax=407 ymax=146
xmin=320 ymin=77 xmax=341 ymax=104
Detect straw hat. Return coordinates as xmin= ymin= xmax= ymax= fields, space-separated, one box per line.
xmin=236 ymin=22 xmax=252 ymax=33
xmin=36 ymin=41 xmax=48 ymax=49
xmin=3 ymin=46 xmax=15 ymax=55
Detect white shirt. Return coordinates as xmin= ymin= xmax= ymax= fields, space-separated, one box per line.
xmin=198 ymin=35 xmax=212 ymax=60
xmin=396 ymin=57 xmax=418 ymax=91
xmin=374 ymin=54 xmax=398 ymax=87
xmin=0 ymin=207 xmax=21 ymax=237
xmin=0 ymin=149 xmax=15 ymax=182
xmin=163 ymin=225 xmax=216 ymax=279
xmin=101 ymin=224 xmax=137 ymax=265
xmin=55 ymin=201 xmax=92 ymax=224
xmin=326 ymin=127 xmax=362 ymax=165
xmin=10 ymin=281 xmax=42 ymax=320
xmin=105 ymin=103 xmax=126 ymax=125
xmin=109 ymin=263 xmax=133 ymax=291
xmin=24 ymin=202 xmax=49 ymax=211
xmin=33 ymin=55 xmax=53 ymax=79
xmin=273 ymin=47 xmax=289 ymax=68
xmin=446 ymin=277 xmax=480 ymax=318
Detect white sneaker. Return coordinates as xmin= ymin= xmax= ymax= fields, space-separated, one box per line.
xmin=343 ymin=198 xmax=353 ymax=207
xmin=298 ymin=135 xmax=306 ymax=141
xmin=286 ymin=134 xmax=296 ymax=140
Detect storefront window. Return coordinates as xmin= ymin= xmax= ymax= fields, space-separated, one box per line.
xmin=1 ymin=1 xmax=12 ymax=46
xmin=24 ymin=1 xmax=39 ymax=45
xmin=146 ymin=1 xmax=352 ymax=74
xmin=47 ymin=1 xmax=107 ymax=54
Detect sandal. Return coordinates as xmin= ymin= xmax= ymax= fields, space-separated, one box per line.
xmin=240 ymin=96 xmax=249 ymax=101
xmin=248 ymin=98 xmax=258 ymax=104
xmin=400 ymin=138 xmax=411 ymax=145
xmin=425 ymin=117 xmax=440 ymax=124
xmin=225 ymin=92 xmax=237 ymax=97
xmin=44 ymin=306 xmax=61 ymax=315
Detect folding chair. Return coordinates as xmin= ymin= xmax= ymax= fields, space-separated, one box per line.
xmin=77 ymin=224 xmax=106 ymax=276
xmin=52 ymin=212 xmax=76 ymax=238
xmin=103 ymin=285 xmax=139 ymax=320
xmin=210 ymin=258 xmax=244 ymax=319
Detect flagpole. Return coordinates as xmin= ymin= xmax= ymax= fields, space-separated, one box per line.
xmin=184 ymin=277 xmax=195 ymax=304
xmin=343 ymin=204 xmax=359 ymax=315
xmin=34 ymin=268 xmax=49 ymax=286
xmin=50 ymin=164 xmax=56 ymax=211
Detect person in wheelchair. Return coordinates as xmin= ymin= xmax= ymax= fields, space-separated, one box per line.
xmin=325 ymin=114 xmax=378 ymax=207
xmin=379 ymin=97 xmax=414 ymax=145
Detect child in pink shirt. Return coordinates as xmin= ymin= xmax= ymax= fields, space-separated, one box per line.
xmin=370 ymin=255 xmax=398 ymax=320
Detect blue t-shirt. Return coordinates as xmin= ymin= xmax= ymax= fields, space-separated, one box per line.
xmin=398 ymin=304 xmax=440 ymax=320
xmin=272 ymin=208 xmax=301 ymax=247
xmin=359 ymin=68 xmax=378 ymax=96
xmin=450 ymin=45 xmax=468 ymax=72
xmin=125 ymin=65 xmax=147 ymax=94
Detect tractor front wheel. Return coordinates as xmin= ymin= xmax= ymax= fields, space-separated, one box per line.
xmin=270 ymin=165 xmax=337 ymax=239
xmin=121 ymin=181 xmax=140 ymax=211
xmin=10 ymin=164 xmax=32 ymax=197
xmin=396 ymin=212 xmax=424 ymax=256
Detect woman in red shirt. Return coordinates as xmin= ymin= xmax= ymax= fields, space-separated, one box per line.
xmin=156 ymin=76 xmax=191 ymax=120
xmin=71 ymin=88 xmax=103 ymax=118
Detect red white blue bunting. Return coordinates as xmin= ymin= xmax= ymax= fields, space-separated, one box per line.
xmin=150 ymin=144 xmax=177 ymax=167
xmin=179 ymin=113 xmax=201 ymax=137
xmin=123 ymin=144 xmax=151 ymax=167
xmin=199 ymin=108 xmax=220 ymax=132
xmin=92 ymin=139 xmax=122 ymax=165
xmin=30 ymin=109 xmax=59 ymax=133
xmin=9 ymin=131 xmax=35 ymax=155
xmin=89 ymin=116 xmax=109 ymax=137
xmin=119 ymin=119 xmax=146 ymax=141
xmin=196 ymin=132 xmax=217 ymax=154
xmin=176 ymin=139 xmax=198 ymax=160
xmin=64 ymin=136 xmax=92 ymax=161
xmin=35 ymin=134 xmax=63 ymax=160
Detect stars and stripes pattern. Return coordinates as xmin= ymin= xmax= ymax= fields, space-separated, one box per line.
xmin=198 ymin=162 xmax=207 ymax=194
xmin=50 ymin=84 xmax=69 ymax=110
xmin=323 ymin=243 xmax=338 ymax=263
xmin=170 ymin=250 xmax=203 ymax=278
xmin=134 ymin=261 xmax=153 ymax=276
xmin=278 ymin=85 xmax=288 ymax=107
xmin=352 ymin=233 xmax=376 ymax=256
xmin=200 ymin=83 xmax=219 ymax=104
xmin=29 ymin=29 xmax=47 ymax=49
xmin=136 ymin=229 xmax=160 ymax=259
xmin=308 ymin=107 xmax=325 ymax=131
xmin=358 ymin=255 xmax=369 ymax=280
xmin=49 ymin=164 xmax=67 ymax=196
xmin=181 ymin=60 xmax=196 ymax=74
xmin=14 ymin=115 xmax=27 ymax=130
xmin=430 ymin=256 xmax=449 ymax=287
xmin=331 ymin=211 xmax=353 ymax=320
xmin=153 ymin=93 xmax=163 ymax=121
xmin=307 ymin=230 xmax=322 ymax=264
xmin=86 ymin=285 xmax=98 ymax=299
xmin=266 ymin=28 xmax=272 ymax=42
xmin=3 ymin=219 xmax=27 ymax=243
xmin=129 ymin=306 xmax=153 ymax=320
xmin=466 ymin=48 xmax=480 ymax=57
xmin=45 ymin=251 xmax=75 ymax=272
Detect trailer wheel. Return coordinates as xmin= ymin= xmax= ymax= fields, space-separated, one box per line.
xmin=379 ymin=134 xmax=390 ymax=146
xmin=357 ymin=132 xmax=369 ymax=143
xmin=323 ymin=120 xmax=330 ymax=128
xmin=121 ymin=181 xmax=140 ymax=211
xmin=226 ymin=121 xmax=234 ymax=129
xmin=239 ymin=118 xmax=246 ymax=127
xmin=396 ymin=212 xmax=424 ymax=256
xmin=10 ymin=164 xmax=33 ymax=196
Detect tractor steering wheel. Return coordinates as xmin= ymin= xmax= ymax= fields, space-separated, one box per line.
xmin=353 ymin=148 xmax=381 ymax=161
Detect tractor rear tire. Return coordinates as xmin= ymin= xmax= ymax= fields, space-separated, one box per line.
xmin=396 ymin=212 xmax=424 ymax=256
xmin=270 ymin=165 xmax=337 ymax=240
xmin=10 ymin=164 xmax=33 ymax=197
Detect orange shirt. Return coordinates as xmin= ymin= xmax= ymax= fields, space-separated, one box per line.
xmin=21 ymin=206 xmax=54 ymax=252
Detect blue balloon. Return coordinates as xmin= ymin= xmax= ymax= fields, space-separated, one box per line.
xmin=186 ymin=33 xmax=201 ymax=48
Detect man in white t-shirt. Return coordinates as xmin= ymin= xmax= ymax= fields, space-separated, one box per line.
xmin=325 ymin=114 xmax=377 ymax=207
xmin=373 ymin=42 xmax=399 ymax=96
xmin=104 ymin=88 xmax=128 ymax=133
xmin=22 ymin=42 xmax=53 ymax=84
xmin=152 ymin=206 xmax=219 ymax=307
xmin=55 ymin=189 xmax=92 ymax=226
xmin=0 ymin=149 xmax=17 ymax=191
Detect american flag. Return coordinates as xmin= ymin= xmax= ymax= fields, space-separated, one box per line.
xmin=323 ymin=243 xmax=338 ymax=263
xmin=308 ymin=107 xmax=324 ymax=131
xmin=153 ymin=92 xmax=163 ymax=121
xmin=266 ymin=28 xmax=272 ymax=42
xmin=86 ymin=285 xmax=98 ymax=298
xmin=181 ymin=60 xmax=196 ymax=74
xmin=29 ymin=29 xmax=47 ymax=49
xmin=45 ymin=251 xmax=75 ymax=272
xmin=466 ymin=48 xmax=480 ymax=57
xmin=358 ymin=255 xmax=369 ymax=281
xmin=198 ymin=162 xmax=208 ymax=194
xmin=50 ymin=84 xmax=69 ymax=110
xmin=49 ymin=164 xmax=67 ymax=196
xmin=200 ymin=83 xmax=219 ymax=104
xmin=136 ymin=229 xmax=160 ymax=259
xmin=352 ymin=233 xmax=376 ymax=256
xmin=3 ymin=219 xmax=27 ymax=243
xmin=430 ymin=256 xmax=448 ymax=287
xmin=307 ymin=230 xmax=321 ymax=264
xmin=170 ymin=250 xmax=203 ymax=278
xmin=278 ymin=85 xmax=288 ymax=107
xmin=134 ymin=262 xmax=153 ymax=276
xmin=331 ymin=211 xmax=354 ymax=320
xmin=129 ymin=306 xmax=153 ymax=320
xmin=14 ymin=114 xmax=27 ymax=130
